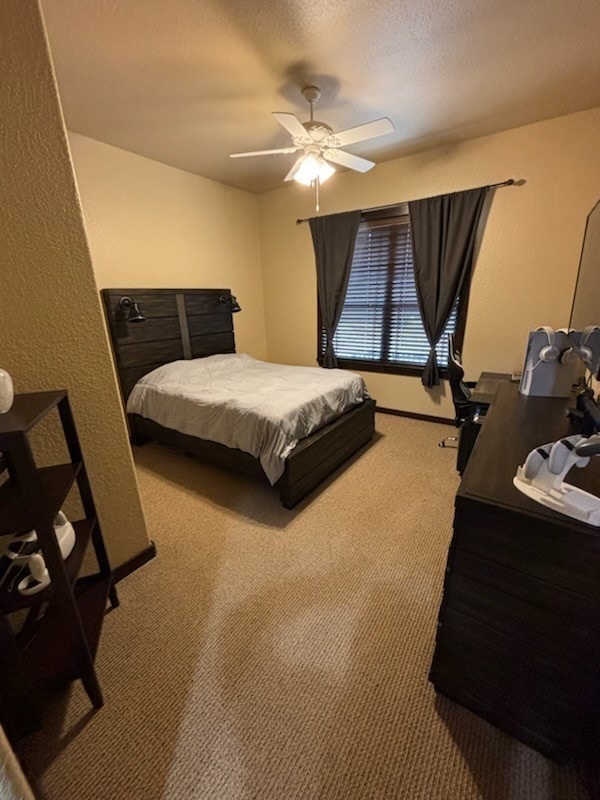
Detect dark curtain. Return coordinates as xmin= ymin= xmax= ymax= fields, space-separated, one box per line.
xmin=309 ymin=210 xmax=361 ymax=368
xmin=409 ymin=187 xmax=489 ymax=387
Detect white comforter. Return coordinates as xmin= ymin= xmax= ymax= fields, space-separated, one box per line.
xmin=126 ymin=354 xmax=368 ymax=484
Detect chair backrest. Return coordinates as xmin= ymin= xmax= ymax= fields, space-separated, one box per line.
xmin=447 ymin=333 xmax=472 ymax=423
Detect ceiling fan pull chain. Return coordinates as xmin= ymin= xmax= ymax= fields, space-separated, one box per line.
xmin=315 ymin=175 xmax=320 ymax=212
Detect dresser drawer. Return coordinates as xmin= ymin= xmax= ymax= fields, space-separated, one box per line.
xmin=449 ymin=549 xmax=600 ymax=633
xmin=431 ymin=613 xmax=597 ymax=756
xmin=430 ymin=637 xmax=574 ymax=759
xmin=454 ymin=500 xmax=600 ymax=599
xmin=441 ymin=570 xmax=600 ymax=668
xmin=436 ymin=604 xmax=599 ymax=701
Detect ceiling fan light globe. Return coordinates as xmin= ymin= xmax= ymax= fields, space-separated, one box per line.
xmin=293 ymin=154 xmax=336 ymax=186
xmin=317 ymin=159 xmax=335 ymax=184
xmin=293 ymin=153 xmax=321 ymax=185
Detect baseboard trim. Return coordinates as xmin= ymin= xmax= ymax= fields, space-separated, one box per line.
xmin=376 ymin=406 xmax=454 ymax=426
xmin=113 ymin=541 xmax=157 ymax=583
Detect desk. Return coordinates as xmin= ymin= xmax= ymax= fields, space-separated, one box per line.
xmin=431 ymin=382 xmax=600 ymax=767
xmin=471 ymin=371 xmax=512 ymax=407
xmin=456 ymin=372 xmax=511 ymax=474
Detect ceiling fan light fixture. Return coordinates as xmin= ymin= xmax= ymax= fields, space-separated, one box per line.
xmin=293 ymin=154 xmax=335 ymax=187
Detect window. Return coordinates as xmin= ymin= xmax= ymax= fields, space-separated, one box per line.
xmin=318 ymin=209 xmax=469 ymax=376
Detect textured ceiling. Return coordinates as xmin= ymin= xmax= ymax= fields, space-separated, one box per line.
xmin=41 ymin=0 xmax=600 ymax=194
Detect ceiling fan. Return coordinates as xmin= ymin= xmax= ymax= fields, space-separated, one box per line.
xmin=229 ymin=86 xmax=394 ymax=208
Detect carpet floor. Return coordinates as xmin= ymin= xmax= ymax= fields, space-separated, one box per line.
xmin=17 ymin=414 xmax=586 ymax=799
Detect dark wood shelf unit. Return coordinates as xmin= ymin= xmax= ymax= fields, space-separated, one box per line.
xmin=0 ymin=463 xmax=82 ymax=536
xmin=0 ymin=391 xmax=66 ymax=436
xmin=24 ymin=575 xmax=112 ymax=684
xmin=430 ymin=382 xmax=600 ymax=774
xmin=0 ymin=391 xmax=119 ymax=741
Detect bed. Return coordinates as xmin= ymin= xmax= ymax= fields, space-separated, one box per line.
xmin=101 ymin=288 xmax=376 ymax=508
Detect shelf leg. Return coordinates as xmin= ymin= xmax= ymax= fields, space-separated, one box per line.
xmin=58 ymin=397 xmax=118 ymax=592
xmin=81 ymin=667 xmax=104 ymax=709
xmin=0 ymin=617 xmax=41 ymax=739
xmin=108 ymin=580 xmax=120 ymax=609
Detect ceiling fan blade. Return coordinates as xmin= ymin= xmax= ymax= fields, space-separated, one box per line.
xmin=330 ymin=117 xmax=394 ymax=148
xmin=229 ymin=146 xmax=300 ymax=158
xmin=323 ymin=149 xmax=375 ymax=173
xmin=272 ymin=112 xmax=308 ymax=139
xmin=284 ymin=156 xmax=306 ymax=182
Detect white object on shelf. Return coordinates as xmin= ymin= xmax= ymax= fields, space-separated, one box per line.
xmin=18 ymin=554 xmax=50 ymax=595
xmin=513 ymin=434 xmax=600 ymax=526
xmin=0 ymin=369 xmax=14 ymax=413
xmin=0 ymin=530 xmax=38 ymax=591
xmin=17 ymin=511 xmax=76 ymax=596
xmin=1 ymin=529 xmax=38 ymax=562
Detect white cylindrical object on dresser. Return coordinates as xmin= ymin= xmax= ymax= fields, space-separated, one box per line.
xmin=0 ymin=369 xmax=14 ymax=413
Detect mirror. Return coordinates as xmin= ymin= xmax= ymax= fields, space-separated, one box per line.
xmin=568 ymin=200 xmax=600 ymax=378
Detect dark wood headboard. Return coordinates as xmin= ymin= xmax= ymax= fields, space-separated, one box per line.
xmin=101 ymin=288 xmax=236 ymax=403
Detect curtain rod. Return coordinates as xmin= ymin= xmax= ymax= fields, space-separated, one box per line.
xmin=295 ymin=178 xmax=517 ymax=225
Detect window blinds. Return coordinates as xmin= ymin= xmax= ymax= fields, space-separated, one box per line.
xmin=327 ymin=216 xmax=456 ymax=368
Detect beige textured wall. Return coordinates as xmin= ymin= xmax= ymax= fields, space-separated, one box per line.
xmin=68 ymin=133 xmax=268 ymax=360
xmin=258 ymin=107 xmax=600 ymax=416
xmin=0 ymin=0 xmax=149 ymax=566
xmin=0 ymin=726 xmax=35 ymax=800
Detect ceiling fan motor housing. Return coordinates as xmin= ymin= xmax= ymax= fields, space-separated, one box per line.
xmin=302 ymin=120 xmax=333 ymax=142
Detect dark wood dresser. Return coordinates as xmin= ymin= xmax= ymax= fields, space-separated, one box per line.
xmin=430 ymin=381 xmax=600 ymax=772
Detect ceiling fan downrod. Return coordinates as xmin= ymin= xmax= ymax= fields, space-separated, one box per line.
xmin=302 ymin=87 xmax=324 ymax=212
xmin=302 ymin=86 xmax=321 ymax=124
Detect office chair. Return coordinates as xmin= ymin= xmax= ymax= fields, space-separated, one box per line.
xmin=439 ymin=334 xmax=477 ymax=449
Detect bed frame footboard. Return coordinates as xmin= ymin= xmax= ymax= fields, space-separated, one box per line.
xmin=276 ymin=399 xmax=376 ymax=508
xmin=129 ymin=398 xmax=376 ymax=509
